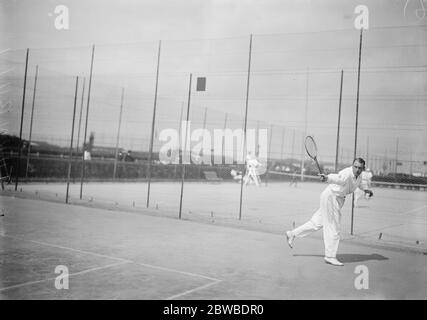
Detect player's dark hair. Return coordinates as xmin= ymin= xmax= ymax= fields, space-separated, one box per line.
xmin=353 ymin=157 xmax=366 ymax=170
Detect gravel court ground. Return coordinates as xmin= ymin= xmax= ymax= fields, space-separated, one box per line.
xmin=2 ymin=180 xmax=426 ymax=250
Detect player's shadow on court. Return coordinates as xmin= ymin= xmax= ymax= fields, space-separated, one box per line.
xmin=293 ymin=253 xmax=388 ymax=263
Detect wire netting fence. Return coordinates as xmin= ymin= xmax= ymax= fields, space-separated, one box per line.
xmin=1 ymin=28 xmax=426 ymax=181
xmin=1 ymin=26 xmax=426 ymax=248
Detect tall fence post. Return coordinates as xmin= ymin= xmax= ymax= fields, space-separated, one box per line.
xmin=25 ymin=65 xmax=38 ymax=179
xmin=76 ymin=77 xmax=86 ymax=155
xmin=80 ymin=45 xmax=95 ymax=199
xmin=351 ymin=28 xmax=364 ymax=235
xmin=179 ymin=73 xmax=193 ymax=219
xmin=335 ymin=70 xmax=343 ymax=172
xmin=66 ymin=76 xmax=79 ymax=203
xmin=238 ymin=34 xmax=253 ymax=220
xmin=147 ymin=40 xmax=162 ymax=208
xmin=113 ymin=88 xmax=125 ymax=180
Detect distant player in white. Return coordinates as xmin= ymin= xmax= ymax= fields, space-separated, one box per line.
xmin=354 ymin=168 xmax=373 ymax=207
xmin=244 ymin=152 xmax=261 ymax=186
xmin=284 ymin=158 xmax=373 ymax=266
xmin=289 ymin=169 xmax=298 ymax=188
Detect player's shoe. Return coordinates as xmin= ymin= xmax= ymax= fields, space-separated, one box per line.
xmin=324 ymin=257 xmax=344 ymax=266
xmin=285 ymin=231 xmax=294 ymax=249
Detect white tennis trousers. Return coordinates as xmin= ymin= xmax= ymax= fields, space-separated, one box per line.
xmin=291 ymin=188 xmax=344 ymax=258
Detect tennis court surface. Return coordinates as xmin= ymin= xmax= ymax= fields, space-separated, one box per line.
xmin=1 ymin=181 xmax=426 ymax=299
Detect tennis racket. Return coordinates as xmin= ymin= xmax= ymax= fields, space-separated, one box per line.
xmin=304 ymin=136 xmax=323 ymax=174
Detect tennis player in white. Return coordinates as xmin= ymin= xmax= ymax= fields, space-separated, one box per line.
xmin=244 ymin=152 xmax=261 ymax=186
xmin=285 ymin=158 xmax=373 ymax=266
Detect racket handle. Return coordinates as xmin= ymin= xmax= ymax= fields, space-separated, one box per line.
xmin=314 ymin=158 xmax=322 ymax=174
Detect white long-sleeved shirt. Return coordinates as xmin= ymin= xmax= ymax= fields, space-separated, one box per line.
xmin=326 ymin=166 xmax=364 ymax=197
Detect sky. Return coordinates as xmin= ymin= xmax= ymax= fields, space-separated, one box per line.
xmin=0 ymin=0 xmax=426 ymax=172
xmin=0 ymin=0 xmax=424 ymax=47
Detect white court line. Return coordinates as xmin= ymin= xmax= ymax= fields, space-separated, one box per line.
xmin=0 ymin=49 xmax=10 ymax=55
xmin=2 ymin=235 xmax=131 ymax=262
xmin=166 ymin=279 xmax=222 ymax=300
xmin=0 ymin=261 xmax=130 ymax=292
xmin=0 ymin=68 xmax=14 ymax=76
xmin=132 ymin=262 xmax=219 ymax=282
xmin=1 ymin=234 xmax=221 ymax=282
xmin=402 ymin=204 xmax=427 ymax=216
